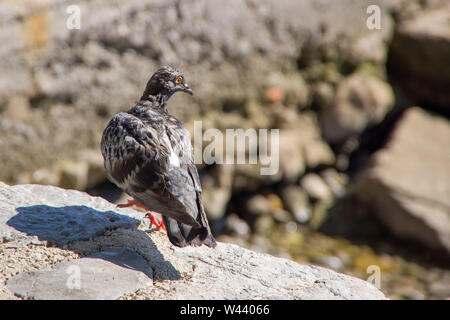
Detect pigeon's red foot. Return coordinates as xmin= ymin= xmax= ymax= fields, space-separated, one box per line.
xmin=118 ymin=199 xmax=166 ymax=231
xmin=145 ymin=212 xmax=166 ymax=231
xmin=117 ymin=199 xmax=147 ymax=210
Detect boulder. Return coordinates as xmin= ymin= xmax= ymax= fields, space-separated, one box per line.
xmin=0 ymin=182 xmax=385 ymax=299
xmin=320 ymin=73 xmax=395 ymax=144
xmin=388 ymin=4 xmax=450 ymax=110
xmin=351 ymin=108 xmax=450 ymax=253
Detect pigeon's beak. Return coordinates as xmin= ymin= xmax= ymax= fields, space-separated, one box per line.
xmin=183 ymin=83 xmax=193 ymax=95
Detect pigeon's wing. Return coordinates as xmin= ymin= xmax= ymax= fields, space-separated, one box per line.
xmin=101 ymin=111 xmax=201 ymax=227
xmin=161 ymin=116 xmax=216 ymax=247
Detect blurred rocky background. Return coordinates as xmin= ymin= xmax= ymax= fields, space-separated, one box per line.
xmin=0 ymin=0 xmax=449 ymax=299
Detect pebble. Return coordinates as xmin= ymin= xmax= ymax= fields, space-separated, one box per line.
xmin=300 ymin=173 xmax=333 ymax=202
xmin=225 ymin=214 xmax=250 ymax=238
xmin=245 ymin=195 xmax=271 ymax=216
xmin=280 ymin=185 xmax=312 ymax=224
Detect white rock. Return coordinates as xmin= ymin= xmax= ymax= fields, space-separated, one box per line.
xmin=300 ymin=173 xmax=333 ymax=202
xmin=0 ymin=182 xmax=386 ymax=299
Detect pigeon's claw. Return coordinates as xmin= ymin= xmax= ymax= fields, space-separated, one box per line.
xmin=146 ymin=212 xmax=166 ymax=231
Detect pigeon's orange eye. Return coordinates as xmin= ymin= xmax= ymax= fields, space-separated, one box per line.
xmin=175 ymin=77 xmax=182 ymax=84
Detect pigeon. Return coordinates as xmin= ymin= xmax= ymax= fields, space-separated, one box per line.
xmin=101 ymin=66 xmax=217 ymax=248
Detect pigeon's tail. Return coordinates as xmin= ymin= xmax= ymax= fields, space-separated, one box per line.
xmin=163 ymin=216 xmax=217 ymax=248
xmin=163 ymin=193 xmax=217 ymax=248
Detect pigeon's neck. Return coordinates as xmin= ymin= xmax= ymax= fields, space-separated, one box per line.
xmin=140 ymin=92 xmax=171 ymax=111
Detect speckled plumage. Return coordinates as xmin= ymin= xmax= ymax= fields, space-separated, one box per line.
xmin=101 ymin=66 xmax=216 ymax=247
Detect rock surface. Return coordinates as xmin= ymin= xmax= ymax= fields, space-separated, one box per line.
xmin=7 ymin=247 xmax=153 ymax=300
xmin=351 ymin=107 xmax=450 ymax=253
xmin=161 ymin=243 xmax=385 ymax=300
xmin=0 ymin=182 xmax=385 ymax=299
xmin=0 ymin=182 xmax=142 ymax=245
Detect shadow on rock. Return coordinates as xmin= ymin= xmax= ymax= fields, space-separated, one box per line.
xmin=8 ymin=205 xmax=182 ymax=281
xmin=9 ymin=205 xmax=139 ymax=245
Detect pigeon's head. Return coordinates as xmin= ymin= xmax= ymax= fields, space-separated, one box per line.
xmin=141 ymin=66 xmax=192 ymax=100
